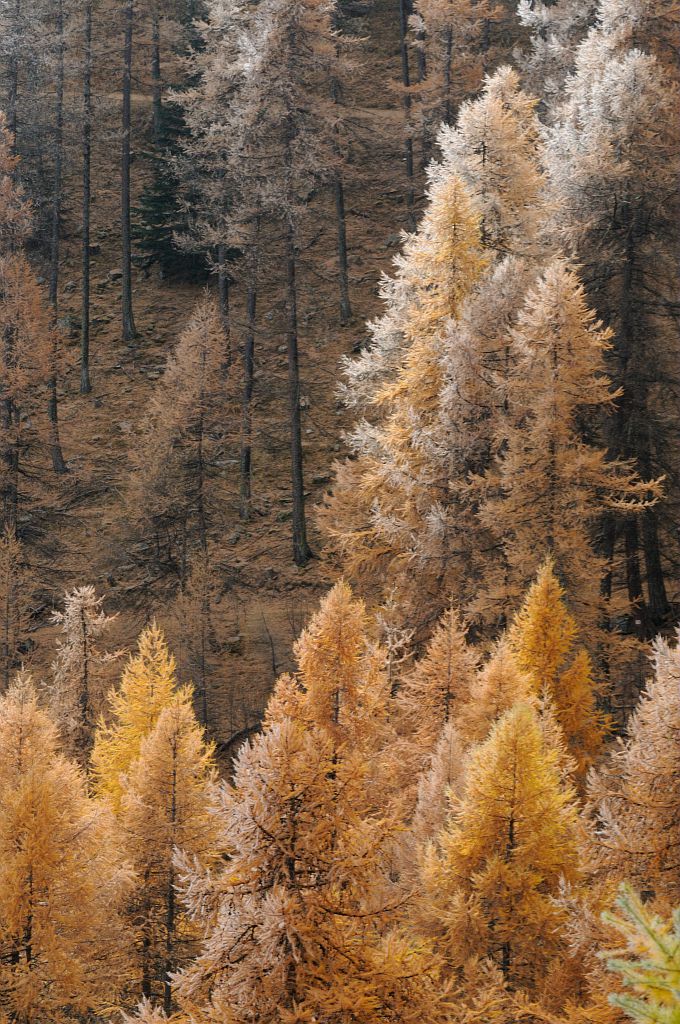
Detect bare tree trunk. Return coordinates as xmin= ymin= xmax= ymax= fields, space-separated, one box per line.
xmin=217 ymin=242 xmax=231 ymax=361
xmin=48 ymin=0 xmax=68 ymax=475
xmin=442 ymin=27 xmax=453 ymax=124
xmin=333 ymin=171 xmax=351 ymax=324
xmin=398 ymin=0 xmax=415 ymax=228
xmin=239 ymin=280 xmax=256 ymax=521
xmin=80 ymin=0 xmax=93 ymax=394
xmin=121 ymin=0 xmax=137 ymax=342
xmin=284 ymin=220 xmax=312 ymax=566
xmin=151 ymin=9 xmax=162 ymax=143
xmin=7 ymin=0 xmax=21 ymax=146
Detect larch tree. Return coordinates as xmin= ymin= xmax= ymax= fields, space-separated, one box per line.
xmin=477 ymin=260 xmax=660 ymax=650
xmin=91 ymin=621 xmax=178 ymax=810
xmin=543 ymin=0 xmax=680 ymax=634
xmin=454 ymin=636 xmax=532 ymax=747
xmin=322 ymin=68 xmax=545 ymax=635
xmin=46 ymin=585 xmax=119 ymax=763
xmin=321 ymin=171 xmax=486 ymax=621
xmin=0 ymin=676 xmax=131 ymax=1021
xmin=0 ymin=528 xmax=34 ymax=689
xmin=121 ymin=0 xmax=138 ymax=341
xmin=174 ymin=712 xmax=444 ymax=1024
xmin=587 ymin=629 xmax=680 ymax=909
xmin=507 ymin=560 xmax=606 ymax=785
xmin=396 ymin=605 xmax=478 ymax=763
xmin=125 ymin=296 xmax=236 ymax=581
xmin=119 ymin=691 xmax=219 ymax=1013
xmin=420 ymin=702 xmax=582 ymax=997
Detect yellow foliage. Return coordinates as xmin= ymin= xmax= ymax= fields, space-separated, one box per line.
xmin=508 ymin=561 xmax=606 ymax=785
xmin=0 ymin=675 xmax=130 ymax=1021
xmin=91 ymin=622 xmax=178 ymax=809
xmin=421 ymin=703 xmax=581 ymax=995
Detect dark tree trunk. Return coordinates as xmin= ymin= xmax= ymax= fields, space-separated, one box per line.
xmin=80 ymin=0 xmax=93 ymax=394
xmin=284 ymin=220 xmax=312 ymax=565
xmin=442 ymin=27 xmax=453 ymax=124
xmin=48 ymin=0 xmax=68 ymax=475
xmin=398 ymin=0 xmax=415 ymax=228
xmin=333 ymin=170 xmax=351 ymax=323
xmin=239 ymin=278 xmax=256 ymax=521
xmin=151 ymin=10 xmax=162 ymax=143
xmin=7 ymin=0 xmax=20 ymax=145
xmin=217 ymin=242 xmax=231 ymax=361
xmin=121 ymin=0 xmax=137 ymax=342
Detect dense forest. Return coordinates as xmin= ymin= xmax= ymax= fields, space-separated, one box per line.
xmin=0 ymin=0 xmax=678 ymax=1020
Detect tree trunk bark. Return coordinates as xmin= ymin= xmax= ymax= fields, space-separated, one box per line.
xmin=442 ymin=27 xmax=453 ymax=124
xmin=48 ymin=0 xmax=68 ymax=475
xmin=7 ymin=0 xmax=21 ymax=146
xmin=217 ymin=242 xmax=231 ymax=362
xmin=239 ymin=280 xmax=256 ymax=521
xmin=121 ymin=0 xmax=137 ymax=342
xmin=333 ymin=170 xmax=351 ymax=323
xmin=80 ymin=0 xmax=93 ymax=394
xmin=398 ymin=0 xmax=415 ymax=228
xmin=284 ymin=220 xmax=312 ymax=566
xmin=151 ymin=10 xmax=162 ymax=143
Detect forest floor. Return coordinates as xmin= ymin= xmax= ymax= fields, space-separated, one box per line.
xmin=35 ymin=0 xmax=427 ymax=749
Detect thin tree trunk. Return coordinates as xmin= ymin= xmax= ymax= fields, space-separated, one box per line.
xmin=48 ymin=0 xmax=68 ymax=475
xmin=151 ymin=9 xmax=162 ymax=142
xmin=217 ymin=243 xmax=231 ymax=361
xmin=121 ymin=0 xmax=137 ymax=342
xmin=333 ymin=171 xmax=351 ymax=323
xmin=7 ymin=0 xmax=20 ymax=146
xmin=239 ymin=280 xmax=256 ymax=521
xmin=80 ymin=0 xmax=93 ymax=394
xmin=398 ymin=0 xmax=415 ymax=228
xmin=328 ymin=40 xmax=351 ymax=324
xmin=442 ymin=27 xmax=453 ymax=124
xmin=284 ymin=220 xmax=312 ymax=565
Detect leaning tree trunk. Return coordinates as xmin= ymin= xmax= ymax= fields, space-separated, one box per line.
xmin=284 ymin=218 xmax=312 ymax=566
xmin=47 ymin=0 xmax=68 ymax=474
xmin=80 ymin=0 xmax=93 ymax=394
xmin=121 ymin=0 xmax=137 ymax=342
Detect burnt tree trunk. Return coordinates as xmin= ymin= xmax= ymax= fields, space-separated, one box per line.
xmin=80 ymin=0 xmax=93 ymax=394
xmin=47 ymin=0 xmax=68 ymax=474
xmin=284 ymin=219 xmax=312 ymax=565
xmin=121 ymin=0 xmax=137 ymax=342
xmin=398 ymin=0 xmax=415 ymax=228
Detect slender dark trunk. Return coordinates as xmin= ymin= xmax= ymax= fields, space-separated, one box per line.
xmin=7 ymin=0 xmax=20 ymax=145
xmin=2 ymin=323 xmax=18 ymax=533
xmin=48 ymin=0 xmax=68 ymax=475
xmin=121 ymin=0 xmax=137 ymax=342
xmin=239 ymin=272 xmax=256 ymax=521
xmin=617 ymin=218 xmax=669 ymax=633
xmin=329 ymin=49 xmax=351 ymax=324
xmin=80 ymin=0 xmax=93 ymax=393
xmin=196 ymin=351 xmax=207 ymax=555
xmin=216 ymin=243 xmax=231 ymax=370
xmin=151 ymin=10 xmax=162 ymax=143
xmin=442 ymin=27 xmax=453 ymax=124
xmin=284 ymin=220 xmax=312 ymax=565
xmin=398 ymin=0 xmax=415 ymax=228
xmin=333 ymin=171 xmax=351 ymax=323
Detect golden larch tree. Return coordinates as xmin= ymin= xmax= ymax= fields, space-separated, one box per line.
xmin=477 ymin=259 xmax=660 ymax=649
xmin=91 ymin=622 xmax=178 ymax=809
xmin=455 ymin=636 xmax=533 ymax=746
xmin=0 ymin=676 xmax=130 ymax=1021
xmin=120 ymin=690 xmax=219 ymax=1013
xmin=508 ymin=560 xmax=606 ymax=785
xmin=420 ymin=702 xmax=581 ymax=997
